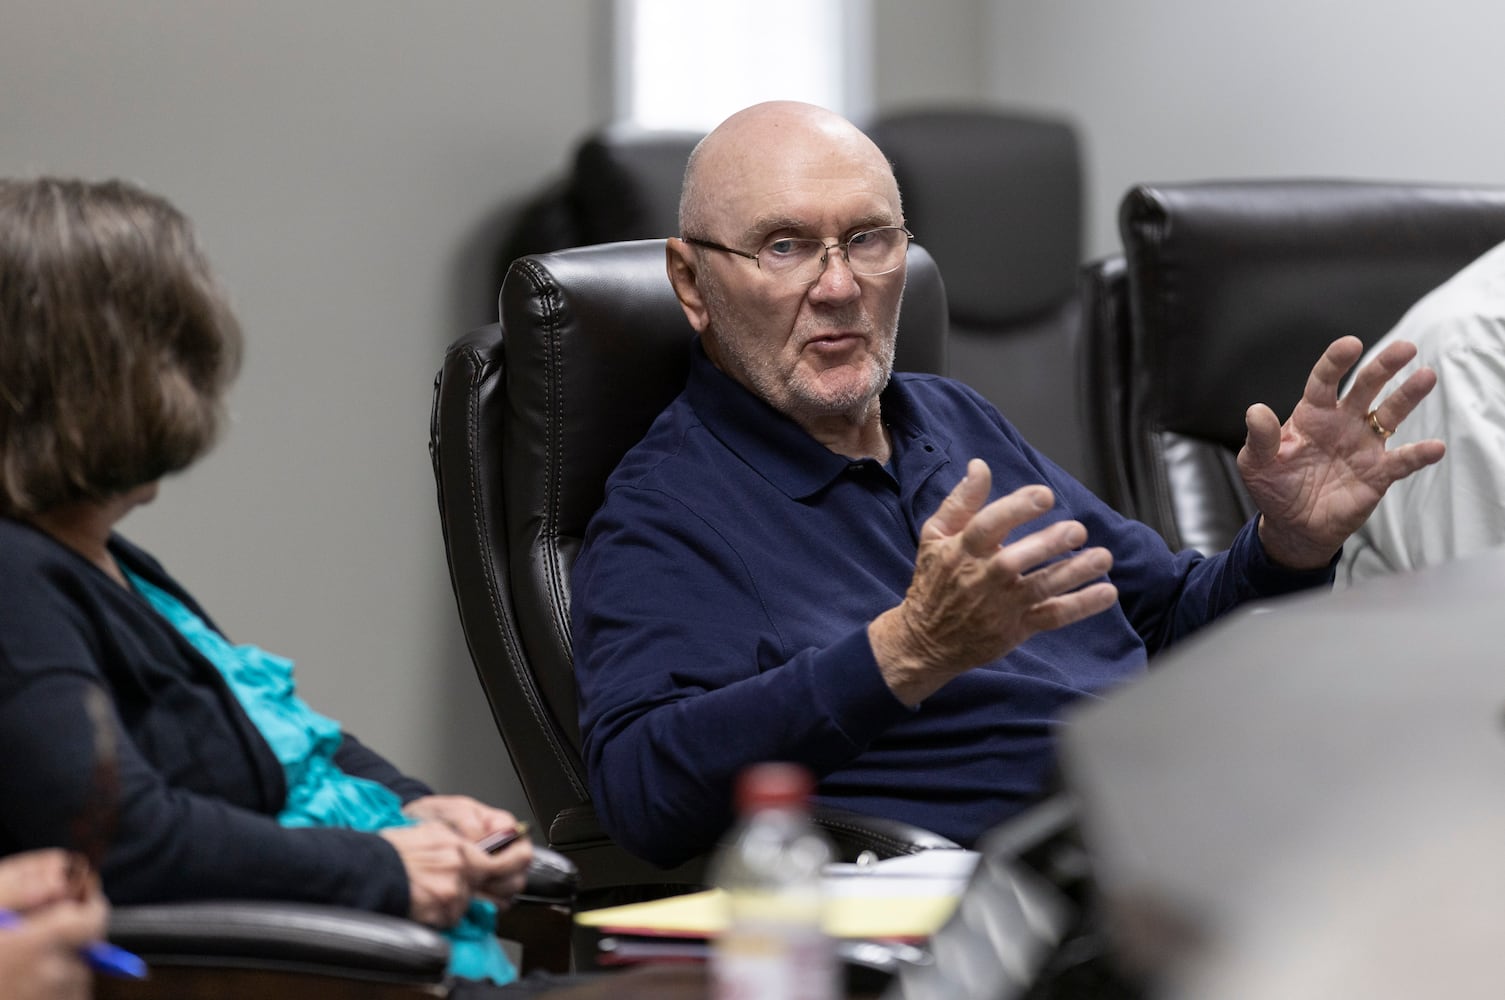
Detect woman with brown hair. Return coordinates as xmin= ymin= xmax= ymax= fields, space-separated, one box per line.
xmin=0 ymin=177 xmax=532 ymax=987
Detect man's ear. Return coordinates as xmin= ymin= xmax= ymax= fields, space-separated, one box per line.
xmin=666 ymin=238 xmax=711 ymax=334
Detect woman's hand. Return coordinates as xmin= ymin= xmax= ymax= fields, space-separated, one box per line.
xmin=402 ymin=794 xmax=520 ymax=842
xmin=0 ymin=898 xmax=107 ymax=1000
xmin=0 ymin=850 xmax=80 ymax=912
xmin=0 ymin=850 xmax=108 ymax=1000
xmin=471 ymin=832 xmax=533 ymax=912
xmin=402 ymin=797 xmax=535 ymax=910
xmin=378 ymin=823 xmax=477 ymax=928
xmin=389 ymin=798 xmax=537 ymax=919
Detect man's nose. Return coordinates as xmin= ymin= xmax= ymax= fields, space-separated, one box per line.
xmin=808 ymin=246 xmax=860 ymax=301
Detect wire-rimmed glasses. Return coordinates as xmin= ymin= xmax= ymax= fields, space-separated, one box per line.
xmin=683 ymin=226 xmax=913 ymax=285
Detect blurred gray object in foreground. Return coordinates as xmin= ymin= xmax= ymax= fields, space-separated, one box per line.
xmin=1061 ymin=546 xmax=1505 ymax=996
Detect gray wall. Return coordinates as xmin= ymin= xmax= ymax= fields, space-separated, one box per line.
xmin=1 ymin=0 xmax=614 ymax=821
xmin=873 ymin=0 xmax=988 ymax=110
xmin=986 ymin=0 xmax=1505 ymax=257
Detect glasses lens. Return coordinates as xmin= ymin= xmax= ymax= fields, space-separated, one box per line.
xmin=846 ymin=227 xmax=910 ymax=276
xmin=756 ymin=228 xmax=911 ymax=284
xmin=759 ymin=237 xmax=826 ymax=280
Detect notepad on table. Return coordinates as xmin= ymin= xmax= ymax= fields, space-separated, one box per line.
xmin=576 ymin=850 xmax=978 ymax=942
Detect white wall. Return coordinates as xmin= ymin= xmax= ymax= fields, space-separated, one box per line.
xmin=987 ymin=0 xmax=1505 ymax=257
xmin=1 ymin=0 xmax=612 ymax=822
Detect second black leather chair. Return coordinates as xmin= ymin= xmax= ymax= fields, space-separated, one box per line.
xmin=1081 ymin=179 xmax=1505 ymax=553
xmin=867 ymin=107 xmax=1089 ymax=490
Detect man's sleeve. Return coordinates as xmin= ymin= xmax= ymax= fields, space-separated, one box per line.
xmin=1083 ymin=487 xmax=1335 ymax=656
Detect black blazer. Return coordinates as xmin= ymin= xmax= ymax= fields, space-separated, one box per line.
xmin=0 ymin=518 xmax=427 ymax=915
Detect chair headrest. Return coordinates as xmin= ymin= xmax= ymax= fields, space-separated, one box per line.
xmin=1121 ymin=179 xmax=1505 ymax=449
xmin=568 ymin=125 xmax=702 ymax=245
xmin=869 ymin=107 xmax=1082 ymax=327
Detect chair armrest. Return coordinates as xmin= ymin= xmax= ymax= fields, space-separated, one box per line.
xmin=494 ymin=846 xmax=579 ymax=975
xmin=107 ymin=851 xmax=582 ymax=984
xmin=107 ymin=900 xmax=450 ymax=980
xmin=517 ymin=844 xmax=579 ymax=906
xmin=812 ymin=805 xmax=962 ymax=861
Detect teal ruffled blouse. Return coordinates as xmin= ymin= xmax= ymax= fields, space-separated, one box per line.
xmin=126 ymin=570 xmax=515 ymax=985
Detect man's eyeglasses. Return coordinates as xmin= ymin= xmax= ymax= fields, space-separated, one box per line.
xmin=683 ymin=226 xmax=914 ymax=286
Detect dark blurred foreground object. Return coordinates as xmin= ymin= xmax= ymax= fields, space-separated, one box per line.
xmin=876 ymin=794 xmax=1143 ymax=1000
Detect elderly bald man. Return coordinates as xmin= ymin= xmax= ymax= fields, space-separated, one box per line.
xmin=571 ymin=101 xmax=1445 ymax=867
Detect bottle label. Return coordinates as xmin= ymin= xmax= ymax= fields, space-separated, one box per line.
xmin=712 ymin=923 xmax=837 ymax=1000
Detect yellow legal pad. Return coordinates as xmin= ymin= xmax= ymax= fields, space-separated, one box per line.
xmin=575 ymin=887 xmax=961 ymax=941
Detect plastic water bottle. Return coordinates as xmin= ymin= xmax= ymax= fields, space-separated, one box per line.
xmin=711 ymin=761 xmax=838 ymax=1000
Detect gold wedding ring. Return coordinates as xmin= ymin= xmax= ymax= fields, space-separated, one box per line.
xmin=1366 ymin=409 xmax=1395 ymax=440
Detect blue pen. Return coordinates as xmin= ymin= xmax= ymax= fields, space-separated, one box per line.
xmin=0 ymin=907 xmax=148 ymax=979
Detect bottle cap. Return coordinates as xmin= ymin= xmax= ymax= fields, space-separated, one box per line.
xmin=736 ymin=761 xmax=815 ymax=813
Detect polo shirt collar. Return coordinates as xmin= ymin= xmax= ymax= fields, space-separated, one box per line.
xmin=684 ymin=338 xmax=944 ymax=501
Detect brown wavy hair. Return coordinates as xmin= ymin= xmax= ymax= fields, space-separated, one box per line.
xmin=0 ymin=177 xmax=242 ymax=517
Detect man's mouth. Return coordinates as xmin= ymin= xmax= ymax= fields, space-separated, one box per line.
xmin=804 ymin=331 xmax=864 ymax=352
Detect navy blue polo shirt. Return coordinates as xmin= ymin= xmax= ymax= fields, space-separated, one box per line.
xmin=572 ymin=340 xmax=1330 ymax=866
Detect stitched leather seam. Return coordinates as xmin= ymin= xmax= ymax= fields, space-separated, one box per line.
xmin=456 ymin=277 xmax=586 ymax=804
xmin=814 ymin=818 xmax=918 ymax=857
xmin=462 ymin=349 xmax=584 ymax=802
xmin=533 ymin=263 xmax=575 ymax=670
xmin=513 ymin=260 xmax=589 ymax=800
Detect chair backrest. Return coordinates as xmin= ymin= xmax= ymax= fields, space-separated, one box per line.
xmin=497 ymin=124 xmax=700 ymax=273
xmin=431 ymin=239 xmax=949 ymax=895
xmin=867 ymin=106 xmax=1089 ymax=489
xmin=1081 ymin=179 xmax=1505 ymax=555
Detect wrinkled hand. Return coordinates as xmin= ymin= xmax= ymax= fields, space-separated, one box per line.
xmin=869 ymin=459 xmax=1118 ymax=705
xmin=1238 ymin=336 xmax=1446 ymax=569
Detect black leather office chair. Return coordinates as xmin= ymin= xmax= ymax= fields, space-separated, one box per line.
xmin=430 ymin=240 xmax=960 ymax=912
xmin=89 ymin=792 xmax=576 ymax=997
xmin=99 ymin=901 xmax=449 ymax=999
xmin=1080 ymin=179 xmax=1505 ymax=554
xmin=867 ymin=107 xmax=1090 ymax=490
xmin=97 ymin=868 xmax=578 ymax=1000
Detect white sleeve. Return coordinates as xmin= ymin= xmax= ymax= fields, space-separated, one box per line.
xmin=1341 ymin=313 xmax=1505 ymax=585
